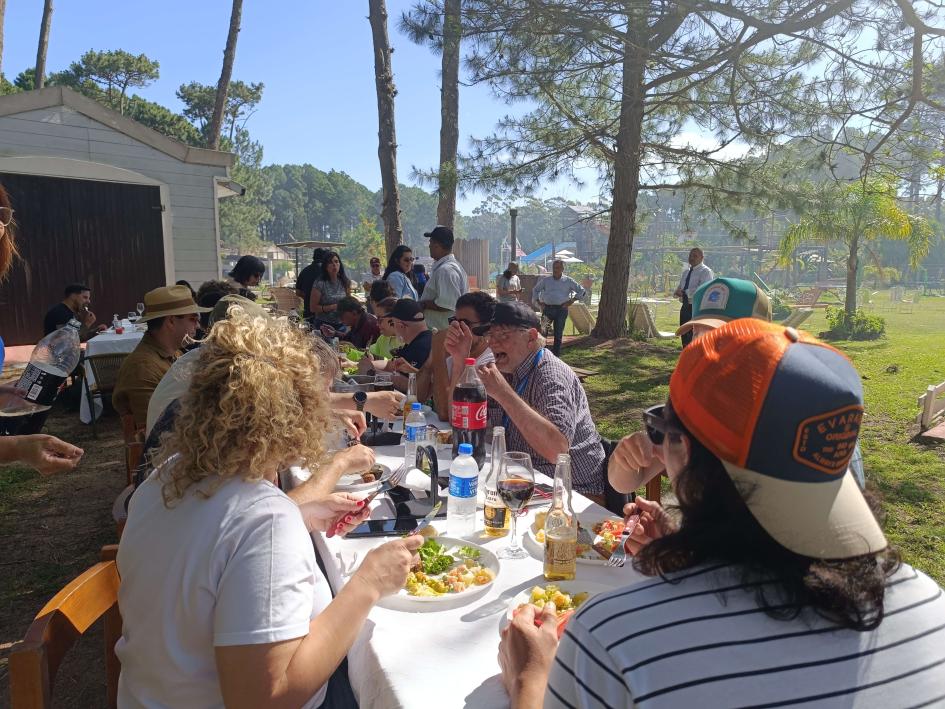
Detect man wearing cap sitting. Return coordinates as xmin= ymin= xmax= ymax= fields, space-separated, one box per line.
xmin=419 ymin=225 xmax=468 ymax=332
xmin=374 ymin=298 xmax=432 ymax=392
xmin=113 ymin=285 xmax=208 ymax=428
xmin=608 ymin=277 xmax=771 ymax=496
xmin=477 ymin=301 xmax=606 ymax=497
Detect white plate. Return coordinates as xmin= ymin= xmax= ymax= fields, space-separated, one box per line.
xmin=335 ymin=463 xmax=392 ymax=493
xmin=525 ymin=513 xmax=626 ymax=566
xmin=504 ymin=581 xmax=615 ymax=622
xmin=376 ymin=537 xmax=500 ymax=612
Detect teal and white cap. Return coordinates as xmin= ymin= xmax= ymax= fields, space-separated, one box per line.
xmin=676 ymin=277 xmax=772 ymax=336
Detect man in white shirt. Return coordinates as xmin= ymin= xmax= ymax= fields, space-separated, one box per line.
xmin=674 ymin=247 xmax=714 ymax=347
xmin=532 ymin=260 xmax=586 ymax=356
xmin=419 ymin=225 xmax=468 ymax=331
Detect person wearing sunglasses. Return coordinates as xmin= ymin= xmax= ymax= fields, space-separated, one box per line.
xmin=499 ymin=319 xmax=945 ymax=708
xmin=383 ymin=245 xmax=419 ymax=300
xmin=436 ymin=291 xmax=497 ymax=418
xmin=477 ymin=301 xmax=606 ymax=497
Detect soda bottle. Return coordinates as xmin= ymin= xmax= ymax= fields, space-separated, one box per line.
xmin=402 ymin=372 xmax=418 ymax=426
xmin=404 ymin=402 xmax=427 ymax=472
xmin=482 ymin=426 xmax=510 ymax=537
xmin=451 ymin=358 xmax=487 ymax=469
xmin=447 ymin=443 xmax=479 ymax=537
xmin=543 ymin=454 xmax=577 ymax=581
xmin=13 ymin=318 xmax=82 ymax=410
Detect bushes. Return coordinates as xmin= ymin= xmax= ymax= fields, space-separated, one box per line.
xmin=823 ymin=306 xmax=886 ymax=340
xmin=768 ymin=290 xmax=793 ymax=320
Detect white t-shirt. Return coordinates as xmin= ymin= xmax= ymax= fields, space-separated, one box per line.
xmin=116 ymin=470 xmax=331 ymax=708
xmin=420 ymin=254 xmax=468 ymax=331
xmin=446 ymin=347 xmax=495 ymax=380
xmin=145 ymin=347 xmax=200 ymax=435
xmin=547 ymin=562 xmax=945 ymax=708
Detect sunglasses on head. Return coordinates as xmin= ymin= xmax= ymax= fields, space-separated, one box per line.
xmin=448 ymin=316 xmax=490 ymax=336
xmin=643 ymin=404 xmax=684 ymax=445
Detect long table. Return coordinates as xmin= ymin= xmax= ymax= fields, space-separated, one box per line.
xmin=80 ymin=328 xmax=144 ymax=423
xmin=311 ymin=439 xmax=645 ymax=709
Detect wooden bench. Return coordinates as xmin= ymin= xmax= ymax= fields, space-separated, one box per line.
xmin=9 ymin=547 xmax=121 ymax=709
xmin=628 ymin=301 xmax=675 ymax=339
xmin=917 ymin=381 xmax=945 ymax=440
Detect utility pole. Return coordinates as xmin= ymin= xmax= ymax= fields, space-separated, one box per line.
xmin=509 ymin=208 xmax=518 ymax=265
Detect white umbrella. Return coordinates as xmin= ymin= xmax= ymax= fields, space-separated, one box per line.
xmin=555 ymin=249 xmax=575 ymax=256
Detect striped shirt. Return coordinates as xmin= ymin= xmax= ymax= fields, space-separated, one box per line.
xmin=547 ymin=562 xmax=945 ymax=708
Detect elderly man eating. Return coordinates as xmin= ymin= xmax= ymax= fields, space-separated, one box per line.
xmin=477 ymin=301 xmax=605 ymax=497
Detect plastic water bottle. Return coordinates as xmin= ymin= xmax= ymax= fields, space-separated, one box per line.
xmin=448 ymin=443 xmax=479 ymax=537
xmin=404 ymin=402 xmax=427 ymax=471
xmin=4 ymin=318 xmax=81 ymax=412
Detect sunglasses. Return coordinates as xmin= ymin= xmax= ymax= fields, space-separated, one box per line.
xmin=448 ymin=316 xmax=490 ymax=336
xmin=643 ymin=404 xmax=684 ymax=446
xmin=0 ymin=207 xmax=13 ymax=227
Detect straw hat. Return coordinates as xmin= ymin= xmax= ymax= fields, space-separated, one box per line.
xmin=138 ymin=285 xmax=210 ymax=322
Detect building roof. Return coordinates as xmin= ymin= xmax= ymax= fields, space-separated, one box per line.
xmin=0 ymin=86 xmax=235 ymax=168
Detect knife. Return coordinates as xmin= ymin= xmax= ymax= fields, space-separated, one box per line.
xmin=407 ymin=501 xmax=443 ymax=536
xmin=326 ymin=478 xmax=400 ymax=539
xmin=577 ymin=525 xmax=611 ymax=560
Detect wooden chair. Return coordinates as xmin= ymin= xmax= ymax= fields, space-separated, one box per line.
xmin=780 ymin=307 xmax=813 ymax=329
xmin=268 ymin=286 xmax=302 ymax=315
xmin=628 ymin=301 xmax=675 ymax=339
xmin=568 ymin=302 xmax=595 ymax=335
xmin=8 ymin=548 xmax=122 ymax=709
xmin=121 ymin=414 xmax=145 ymax=487
xmin=81 ymin=353 xmax=129 ymax=438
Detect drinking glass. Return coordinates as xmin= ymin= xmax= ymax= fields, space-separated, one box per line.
xmin=373 ymin=372 xmax=394 ymax=430
xmin=497 ymin=452 xmax=535 ymax=559
xmin=127 ymin=311 xmax=137 ymax=322
xmin=136 ymin=302 xmax=145 ymax=317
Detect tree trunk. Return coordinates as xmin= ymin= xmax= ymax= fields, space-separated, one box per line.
xmin=0 ymin=0 xmax=7 ymax=78
xmin=34 ymin=0 xmax=53 ymax=90
xmin=844 ymin=236 xmax=858 ymax=318
xmin=592 ymin=21 xmax=647 ymax=339
xmin=208 ymin=0 xmax=243 ymax=151
xmin=435 ymin=0 xmax=461 ymax=229
xmin=368 ymin=0 xmax=404 ymax=254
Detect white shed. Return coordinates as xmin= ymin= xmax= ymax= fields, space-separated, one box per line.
xmin=0 ymin=87 xmax=237 ymax=344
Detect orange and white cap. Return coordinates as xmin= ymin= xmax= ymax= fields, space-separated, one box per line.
xmin=670 ymin=318 xmax=886 ymax=560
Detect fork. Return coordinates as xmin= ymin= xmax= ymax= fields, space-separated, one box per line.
xmin=607 ymin=515 xmax=640 ymax=568
xmin=326 ymin=463 xmax=408 ymax=538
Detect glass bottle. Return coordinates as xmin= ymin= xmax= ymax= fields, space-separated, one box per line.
xmin=483 ymin=426 xmax=510 ymax=537
xmin=402 ymin=372 xmax=418 ymax=426
xmin=543 ymin=453 xmax=577 ymax=581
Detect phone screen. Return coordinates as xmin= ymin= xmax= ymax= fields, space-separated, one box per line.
xmin=347 ymin=517 xmax=419 ymax=538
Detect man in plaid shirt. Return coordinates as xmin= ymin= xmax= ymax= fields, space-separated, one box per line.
xmin=475 ymin=302 xmax=606 ymax=497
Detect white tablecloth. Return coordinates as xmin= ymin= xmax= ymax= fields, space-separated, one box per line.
xmin=310 ymin=441 xmax=644 ymax=709
xmin=80 ymin=329 xmax=144 ymax=423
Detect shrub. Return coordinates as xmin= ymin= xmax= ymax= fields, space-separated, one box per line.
xmin=768 ymin=289 xmax=792 ymax=320
xmin=823 ymin=306 xmax=886 ymax=340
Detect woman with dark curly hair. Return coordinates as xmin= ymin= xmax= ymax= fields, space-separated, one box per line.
xmin=499 ymin=319 xmax=944 ymax=708
xmin=308 ymin=250 xmax=352 ymax=325
xmin=227 ymin=255 xmax=266 ymax=301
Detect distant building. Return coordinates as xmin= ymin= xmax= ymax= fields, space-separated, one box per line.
xmin=561 ymin=205 xmax=608 ymax=262
xmin=0 ymin=87 xmax=237 ymax=344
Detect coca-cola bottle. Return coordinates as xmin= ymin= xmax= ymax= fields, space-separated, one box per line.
xmin=451 ymin=357 xmax=487 ymax=469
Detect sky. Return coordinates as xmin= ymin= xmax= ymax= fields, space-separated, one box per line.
xmin=1 ymin=0 xmax=605 ymax=213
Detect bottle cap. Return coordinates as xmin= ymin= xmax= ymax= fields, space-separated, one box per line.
xmin=411 ymin=402 xmax=421 ymax=411
xmin=464 ymin=357 xmax=476 ymax=365
xmin=458 ymin=443 xmax=473 ymax=455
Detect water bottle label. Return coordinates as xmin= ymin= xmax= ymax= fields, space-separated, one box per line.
xmin=451 ymin=400 xmax=487 ymax=430
xmin=405 ymin=423 xmax=425 ymax=442
xmin=449 ymin=474 xmax=478 ymax=499
xmin=19 ymin=363 xmax=66 ymax=405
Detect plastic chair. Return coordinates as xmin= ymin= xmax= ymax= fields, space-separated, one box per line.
xmin=81 ymin=353 xmax=128 ymax=438
xmin=8 ymin=547 xmax=121 ymax=709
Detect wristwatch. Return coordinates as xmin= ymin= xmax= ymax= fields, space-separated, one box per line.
xmin=353 ymin=391 xmax=367 ymax=412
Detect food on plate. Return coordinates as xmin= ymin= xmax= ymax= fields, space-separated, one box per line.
xmin=404 ymin=539 xmax=495 ymax=597
xmin=435 ymin=429 xmax=452 ymax=445
xmin=359 ymin=464 xmax=386 ymax=484
xmin=532 ymin=514 xmax=626 ymax=561
xmin=513 ymin=584 xmax=592 ymax=638
xmin=419 ymin=524 xmax=439 ymax=538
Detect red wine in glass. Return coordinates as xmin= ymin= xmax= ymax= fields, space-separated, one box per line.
xmin=497 ymin=477 xmax=535 ymax=512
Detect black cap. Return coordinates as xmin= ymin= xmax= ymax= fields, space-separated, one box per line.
xmin=388 ymin=298 xmax=425 ymax=322
xmin=491 ymin=301 xmax=540 ymax=329
xmin=423 ymin=225 xmax=454 ymax=249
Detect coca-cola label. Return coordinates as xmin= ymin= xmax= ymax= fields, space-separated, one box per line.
xmin=19 ymin=363 xmax=67 ymax=406
xmin=451 ymin=400 xmax=487 ymax=430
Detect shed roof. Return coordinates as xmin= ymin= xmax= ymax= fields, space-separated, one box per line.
xmin=0 ymin=86 xmax=235 ymax=168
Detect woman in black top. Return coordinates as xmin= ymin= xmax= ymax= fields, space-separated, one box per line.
xmin=227 ymin=255 xmax=266 ymax=301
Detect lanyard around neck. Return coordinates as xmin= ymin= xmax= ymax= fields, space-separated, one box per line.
xmin=503 ymin=348 xmax=544 ymax=430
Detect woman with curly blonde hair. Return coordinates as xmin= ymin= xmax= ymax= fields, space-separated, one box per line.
xmin=116 ymin=310 xmax=422 ymax=708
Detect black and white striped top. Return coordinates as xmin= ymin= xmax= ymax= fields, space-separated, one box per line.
xmin=547 ymin=563 xmax=945 ymax=708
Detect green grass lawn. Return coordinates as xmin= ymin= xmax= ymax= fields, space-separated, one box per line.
xmin=565 ymin=290 xmax=945 ymax=584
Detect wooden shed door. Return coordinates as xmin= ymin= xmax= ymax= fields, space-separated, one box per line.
xmin=0 ymin=173 xmax=165 ymax=346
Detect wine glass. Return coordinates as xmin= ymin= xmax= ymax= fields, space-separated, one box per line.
xmin=373 ymin=372 xmax=395 ymax=430
xmin=127 ymin=311 xmax=137 ymax=323
xmin=136 ymin=302 xmax=145 ymax=317
xmin=496 ymin=452 xmax=535 ymax=559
